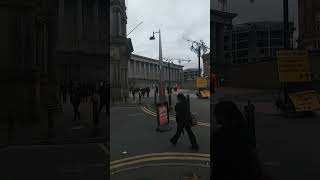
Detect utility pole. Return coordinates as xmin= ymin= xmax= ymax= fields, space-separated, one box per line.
xmin=198 ymin=47 xmax=201 ymax=77
xmin=283 ymin=0 xmax=290 ymax=111
xmin=150 ymin=29 xmax=165 ymax=103
xmin=283 ymin=0 xmax=289 ymax=50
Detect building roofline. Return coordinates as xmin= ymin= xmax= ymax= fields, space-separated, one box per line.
xmin=131 ymin=54 xmax=184 ymax=68
xmin=183 ymin=68 xmax=201 ymax=71
xmin=210 ymin=9 xmax=238 ymax=19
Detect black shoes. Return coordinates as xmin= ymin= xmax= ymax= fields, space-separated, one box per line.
xmin=170 ymin=138 xmax=177 ymax=145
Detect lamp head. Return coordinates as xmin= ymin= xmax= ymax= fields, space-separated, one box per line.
xmin=150 ymin=35 xmax=155 ymax=40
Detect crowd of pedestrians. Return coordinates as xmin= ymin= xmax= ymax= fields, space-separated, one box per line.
xmin=59 ymin=80 xmax=109 ymax=125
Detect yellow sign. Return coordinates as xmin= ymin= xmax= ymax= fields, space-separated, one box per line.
xmin=200 ymin=90 xmax=210 ymax=97
xmin=288 ymin=90 xmax=320 ymax=112
xmin=276 ymin=50 xmax=311 ymax=82
xmin=196 ymin=77 xmax=208 ymax=88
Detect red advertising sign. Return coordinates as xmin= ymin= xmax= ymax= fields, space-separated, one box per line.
xmin=157 ymin=102 xmax=169 ymax=126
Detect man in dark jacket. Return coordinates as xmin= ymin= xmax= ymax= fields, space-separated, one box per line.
xmin=170 ymin=93 xmax=199 ymax=150
xmin=71 ymin=86 xmax=81 ymax=121
xmin=98 ymin=83 xmax=108 ymax=116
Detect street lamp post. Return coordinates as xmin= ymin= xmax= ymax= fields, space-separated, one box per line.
xmin=150 ymin=30 xmax=172 ymax=132
xmin=188 ymin=40 xmax=208 ymax=95
xmin=150 ymin=29 xmax=165 ymax=103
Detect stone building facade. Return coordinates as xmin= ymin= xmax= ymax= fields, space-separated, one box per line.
xmin=1 ymin=0 xmax=61 ymax=135
xmin=128 ymin=54 xmax=183 ymax=88
xmin=55 ymin=0 xmax=110 ymax=86
xmin=110 ymin=0 xmax=133 ymax=102
xmin=298 ymin=0 xmax=320 ymax=49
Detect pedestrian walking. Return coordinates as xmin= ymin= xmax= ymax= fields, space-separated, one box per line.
xmin=92 ymin=88 xmax=100 ymax=129
xmin=142 ymin=88 xmax=146 ymax=98
xmin=170 ymin=93 xmax=199 ymax=150
xmin=98 ymin=83 xmax=107 ymax=115
xmin=138 ymin=90 xmax=142 ymax=105
xmin=71 ymin=86 xmax=81 ymax=121
xmin=62 ymin=84 xmax=67 ymax=103
xmin=132 ymin=89 xmax=136 ymax=101
xmin=212 ymin=101 xmax=262 ymax=180
xmin=147 ymin=87 xmax=150 ymax=97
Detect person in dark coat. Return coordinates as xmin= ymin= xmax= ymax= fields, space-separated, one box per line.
xmin=132 ymin=88 xmax=136 ymax=101
xmin=142 ymin=88 xmax=146 ymax=98
xmin=146 ymin=87 xmax=150 ymax=97
xmin=170 ymin=93 xmax=199 ymax=150
xmin=98 ymin=83 xmax=107 ymax=115
xmin=62 ymin=83 xmax=67 ymax=103
xmin=71 ymin=86 xmax=81 ymax=121
xmin=212 ymin=101 xmax=261 ymax=180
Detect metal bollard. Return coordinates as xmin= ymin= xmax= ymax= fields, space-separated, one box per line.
xmin=244 ymin=100 xmax=256 ymax=148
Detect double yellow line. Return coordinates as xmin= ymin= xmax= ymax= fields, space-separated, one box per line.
xmin=141 ymin=107 xmax=210 ymax=127
xmin=110 ymin=152 xmax=210 ymax=172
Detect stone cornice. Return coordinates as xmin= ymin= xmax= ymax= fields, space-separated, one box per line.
xmin=211 ymin=9 xmax=237 ymax=25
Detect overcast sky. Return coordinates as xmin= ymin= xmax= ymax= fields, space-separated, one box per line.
xmin=127 ymin=0 xmax=299 ymax=70
xmin=127 ymin=0 xmax=210 ymax=70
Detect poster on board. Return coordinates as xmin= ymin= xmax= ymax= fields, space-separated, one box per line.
xmin=156 ymin=101 xmax=169 ymax=127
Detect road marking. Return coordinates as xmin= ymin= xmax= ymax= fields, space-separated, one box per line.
xmin=111 ymin=162 xmax=210 ymax=175
xmin=111 ymin=152 xmax=210 ymax=165
xmin=111 ymin=156 xmax=210 ymax=170
xmin=141 ymin=107 xmax=210 ymax=127
xmin=128 ymin=113 xmax=144 ymax=117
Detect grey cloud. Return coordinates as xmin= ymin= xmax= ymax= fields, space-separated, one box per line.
xmin=127 ymin=0 xmax=210 ymax=69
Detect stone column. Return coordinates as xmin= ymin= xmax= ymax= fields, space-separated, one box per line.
xmin=152 ymin=64 xmax=155 ymax=80
xmin=143 ymin=62 xmax=146 ymax=79
xmin=216 ymin=23 xmax=225 ymax=65
xmin=133 ymin=60 xmax=136 ymax=79
xmin=93 ymin=0 xmax=99 ymax=42
xmin=127 ymin=60 xmax=130 ymax=77
xmin=76 ymin=0 xmax=83 ymax=46
xmin=58 ymin=0 xmax=64 ymax=44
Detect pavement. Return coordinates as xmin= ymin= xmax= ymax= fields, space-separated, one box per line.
xmin=0 ymin=143 xmax=109 ymax=180
xmin=0 ymin=94 xmax=108 ymax=146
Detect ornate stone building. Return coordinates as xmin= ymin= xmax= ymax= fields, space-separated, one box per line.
xmin=55 ymin=0 xmax=109 ymax=86
xmin=128 ymin=54 xmax=183 ymax=88
xmin=298 ymin=0 xmax=320 ymax=49
xmin=110 ymin=0 xmax=133 ymax=102
xmin=1 ymin=1 xmax=61 ymax=138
